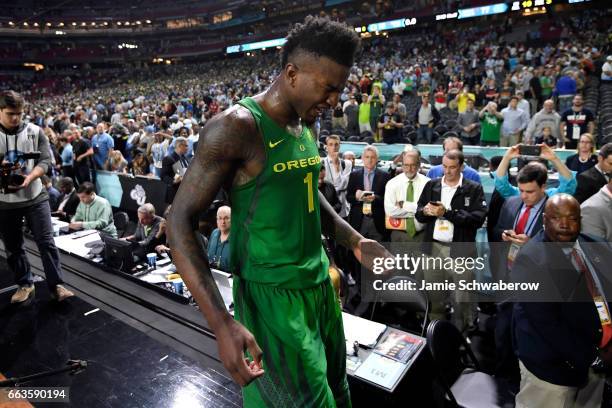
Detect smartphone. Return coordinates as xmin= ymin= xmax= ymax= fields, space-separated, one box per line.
xmin=519 ymin=145 xmax=541 ymax=156
xmin=503 ymin=230 xmax=516 ymax=237
xmin=362 ymin=191 xmax=374 ymax=197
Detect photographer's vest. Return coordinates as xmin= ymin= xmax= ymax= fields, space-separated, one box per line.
xmin=0 ymin=123 xmax=44 ymax=205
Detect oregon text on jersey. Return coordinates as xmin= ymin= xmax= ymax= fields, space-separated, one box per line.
xmin=272 ymin=155 xmax=321 ymax=173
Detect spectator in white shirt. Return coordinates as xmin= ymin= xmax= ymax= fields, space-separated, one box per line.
xmin=322 ymin=135 xmax=353 ymax=218
xmin=384 ymin=149 xmax=430 ymax=242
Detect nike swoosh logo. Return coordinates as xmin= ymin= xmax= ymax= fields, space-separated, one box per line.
xmin=268 ymin=139 xmax=284 ymax=148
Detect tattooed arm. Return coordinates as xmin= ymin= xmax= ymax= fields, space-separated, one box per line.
xmin=168 ymin=107 xmax=264 ymax=386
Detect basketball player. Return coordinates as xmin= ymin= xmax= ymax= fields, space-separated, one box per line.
xmin=168 ymin=16 xmax=389 ymax=407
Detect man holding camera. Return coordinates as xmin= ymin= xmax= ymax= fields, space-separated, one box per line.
xmin=0 ymin=90 xmax=74 ymax=303
xmin=494 ymin=144 xmax=577 ymax=199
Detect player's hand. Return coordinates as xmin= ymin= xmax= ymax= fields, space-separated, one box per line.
xmin=216 ymin=319 xmax=264 ymax=387
xmin=353 ymin=238 xmax=394 ymax=278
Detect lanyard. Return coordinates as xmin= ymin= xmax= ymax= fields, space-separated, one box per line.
xmin=214 ymin=232 xmax=227 ymax=258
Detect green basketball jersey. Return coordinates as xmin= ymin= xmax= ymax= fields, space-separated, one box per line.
xmin=230 ymin=97 xmax=329 ymax=289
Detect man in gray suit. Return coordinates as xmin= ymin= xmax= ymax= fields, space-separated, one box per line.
xmin=581 ymin=178 xmax=612 ymax=242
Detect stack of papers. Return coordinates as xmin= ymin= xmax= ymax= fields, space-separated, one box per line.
xmin=342 ymin=312 xmax=387 ymax=348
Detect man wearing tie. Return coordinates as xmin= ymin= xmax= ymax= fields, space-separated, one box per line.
xmin=491 ymin=161 xmax=549 ymax=381
xmin=347 ymin=145 xmax=389 ymax=243
xmin=384 ymin=149 xmax=430 ymax=242
xmin=511 ymin=194 xmax=612 ymax=408
xmin=161 ymin=137 xmax=190 ymax=204
xmin=347 ymin=145 xmax=390 ymax=288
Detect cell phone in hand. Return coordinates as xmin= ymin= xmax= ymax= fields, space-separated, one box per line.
xmin=518 ymin=145 xmax=541 ymax=157
xmin=429 ymin=201 xmax=442 ymax=206
xmin=362 ymin=191 xmax=374 ymax=197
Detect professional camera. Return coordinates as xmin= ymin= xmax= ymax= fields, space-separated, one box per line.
xmin=0 ymin=151 xmax=41 ymax=194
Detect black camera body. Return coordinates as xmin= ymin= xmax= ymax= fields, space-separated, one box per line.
xmin=0 ymin=151 xmax=41 ymax=194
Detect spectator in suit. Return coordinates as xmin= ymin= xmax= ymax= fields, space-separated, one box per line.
xmin=53 ymin=177 xmax=80 ymax=221
xmin=512 ymin=194 xmax=611 ymax=408
xmin=347 ymin=145 xmax=389 ymax=243
xmin=384 ymin=149 xmax=430 ymax=243
xmin=426 ymin=137 xmax=482 ymax=183
xmin=494 ymin=144 xmax=576 ymax=199
xmin=161 ymin=136 xmax=190 ymax=204
xmin=347 ymin=145 xmax=389 ymax=287
xmin=415 ymin=149 xmax=488 ymax=329
xmin=574 ymin=142 xmax=612 ymax=203
xmin=491 ymin=162 xmax=549 ymax=382
xmin=581 ymin=178 xmax=612 ymax=242
xmin=123 ymin=203 xmax=164 ymax=260
xmin=565 ymin=133 xmax=598 ymax=174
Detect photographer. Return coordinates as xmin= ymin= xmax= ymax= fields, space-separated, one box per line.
xmin=0 ymin=90 xmax=73 ymax=303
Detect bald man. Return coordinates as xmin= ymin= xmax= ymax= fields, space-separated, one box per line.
xmin=207 ymin=206 xmax=231 ymax=272
xmin=511 ymin=194 xmax=612 ymax=408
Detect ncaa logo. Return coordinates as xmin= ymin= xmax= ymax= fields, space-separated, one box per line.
xmin=130 ymin=184 xmax=147 ymax=206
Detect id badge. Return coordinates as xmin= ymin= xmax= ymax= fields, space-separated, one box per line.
xmin=363 ymin=202 xmax=372 ymax=215
xmin=572 ymin=124 xmax=580 ymax=140
xmin=507 ymin=242 xmax=521 ymax=263
xmin=595 ymin=296 xmax=611 ymax=326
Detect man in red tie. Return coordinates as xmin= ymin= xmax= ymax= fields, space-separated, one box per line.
xmin=498 ymin=162 xmax=550 ymax=248
xmin=511 ymin=194 xmax=612 ymax=408
xmin=491 ymin=161 xmax=550 ymax=381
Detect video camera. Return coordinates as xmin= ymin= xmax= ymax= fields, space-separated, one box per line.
xmin=0 ymin=151 xmax=41 ymax=193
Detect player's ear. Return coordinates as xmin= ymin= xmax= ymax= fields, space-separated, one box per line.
xmin=285 ymin=63 xmax=299 ymax=87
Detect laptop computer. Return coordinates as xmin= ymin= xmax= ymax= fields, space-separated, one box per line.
xmin=211 ymin=269 xmax=233 ymax=311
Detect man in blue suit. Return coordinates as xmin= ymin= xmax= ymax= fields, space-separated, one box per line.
xmin=491 ymin=161 xmax=549 ymax=381
xmin=512 ymin=194 xmax=612 ymax=408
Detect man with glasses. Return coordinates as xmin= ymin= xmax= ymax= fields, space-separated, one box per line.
xmin=0 ymin=90 xmax=74 ymax=303
xmin=384 ymin=149 xmax=430 ymax=242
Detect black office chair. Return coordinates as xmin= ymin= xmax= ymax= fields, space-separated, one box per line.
xmin=426 ymin=320 xmax=511 ymax=408
xmin=113 ymin=211 xmax=130 ymax=238
xmin=370 ymin=275 xmax=429 ymax=337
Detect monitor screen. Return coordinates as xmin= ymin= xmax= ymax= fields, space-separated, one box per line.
xmin=101 ymin=234 xmax=134 ymax=273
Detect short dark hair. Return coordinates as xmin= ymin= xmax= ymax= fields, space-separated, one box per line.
xmin=444 ymin=149 xmax=464 ymax=166
xmin=57 ymin=177 xmax=74 ymax=191
xmin=77 ymin=181 xmax=95 ymax=194
xmin=0 ymin=90 xmax=25 ymax=110
xmin=517 ymin=162 xmax=548 ymax=187
xmin=599 ymin=143 xmax=612 ymax=159
xmin=281 ymin=15 xmax=360 ymax=68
